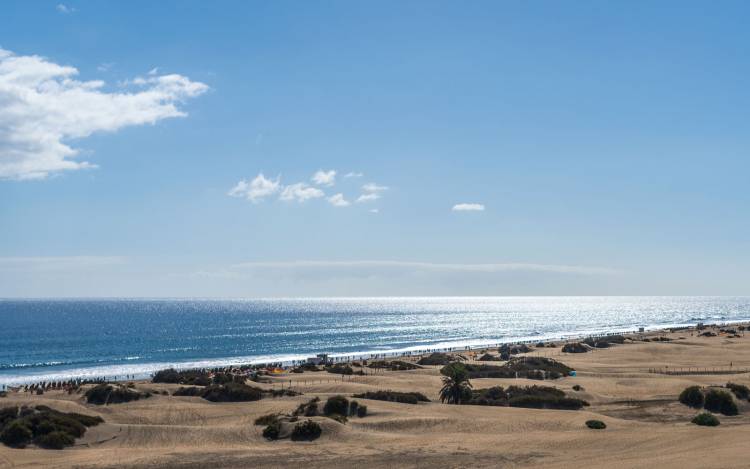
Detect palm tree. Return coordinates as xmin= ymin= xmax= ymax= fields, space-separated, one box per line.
xmin=439 ymin=363 xmax=472 ymax=404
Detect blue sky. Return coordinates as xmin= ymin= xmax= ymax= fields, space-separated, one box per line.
xmin=1 ymin=1 xmax=748 ymax=296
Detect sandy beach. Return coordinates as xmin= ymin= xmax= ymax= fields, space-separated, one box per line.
xmin=2 ymin=324 xmax=749 ymax=469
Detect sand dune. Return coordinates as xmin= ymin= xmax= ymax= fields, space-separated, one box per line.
xmin=2 ymin=327 xmax=750 ymax=468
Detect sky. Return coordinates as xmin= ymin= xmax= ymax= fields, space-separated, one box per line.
xmin=1 ymin=1 xmax=749 ymax=297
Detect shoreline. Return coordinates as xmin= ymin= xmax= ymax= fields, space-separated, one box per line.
xmin=3 ymin=318 xmax=747 ymax=387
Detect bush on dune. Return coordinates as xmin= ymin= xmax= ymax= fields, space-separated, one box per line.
xmin=201 ymin=383 xmax=263 ymax=402
xmin=0 ymin=406 xmax=103 ymax=450
xmin=293 ymin=397 xmax=320 ymax=417
xmin=367 ymin=360 xmax=422 ymax=371
xmin=442 ymin=357 xmax=572 ymax=380
xmin=679 ymin=386 xmax=705 ymax=408
xmin=325 ymin=364 xmax=354 ymax=375
xmin=726 ymin=382 xmax=750 ymax=401
xmin=692 ymin=412 xmax=720 ymax=426
xmin=585 ymin=419 xmax=606 ymax=429
xmin=291 ymin=419 xmax=322 ymax=441
xmin=417 ymin=353 xmax=460 ymax=366
xmin=323 ymin=395 xmax=349 ymax=417
xmin=462 ymin=385 xmax=589 ymax=410
xmin=152 ymin=368 xmax=211 ymax=386
xmin=353 ymin=390 xmax=430 ymax=404
xmin=703 ymin=389 xmax=738 ymax=416
xmin=85 ymin=384 xmax=150 ymax=405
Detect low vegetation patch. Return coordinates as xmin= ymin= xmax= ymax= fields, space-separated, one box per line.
xmin=254 ymin=413 xmax=281 ymax=426
xmin=726 ymin=382 xmax=750 ymax=401
xmin=585 ymin=419 xmax=606 ymax=429
xmin=152 ymin=368 xmax=212 ymax=385
xmin=293 ymin=397 xmax=320 ymax=417
xmin=679 ymin=386 xmax=705 ymax=409
xmin=678 ymin=386 xmax=739 ymax=416
xmin=442 ymin=357 xmax=572 ymax=380
xmin=325 ymin=363 xmax=354 ymax=375
xmin=417 ymin=353 xmax=462 ymax=366
xmin=704 ymin=389 xmax=738 ymax=416
xmin=477 ymin=353 xmax=501 ymax=361
xmin=692 ymin=412 xmax=720 ymax=426
xmin=291 ymin=419 xmax=322 ymax=441
xmin=463 ymin=385 xmax=589 ymax=410
xmin=173 ymin=383 xmax=263 ymax=402
xmin=0 ymin=406 xmax=103 ymax=449
xmin=366 ymin=360 xmax=422 ymax=371
xmin=84 ymin=384 xmax=150 ymax=405
xmin=562 ymin=342 xmax=591 ymax=353
xmin=353 ymin=390 xmax=430 ymax=404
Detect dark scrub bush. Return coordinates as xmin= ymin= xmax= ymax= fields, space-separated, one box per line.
xmin=291 ymin=420 xmax=322 ymax=441
xmin=262 ymin=421 xmax=281 ymax=440
xmin=692 ymin=412 xmax=720 ymax=426
xmin=323 ymin=395 xmax=349 ymax=416
xmin=703 ymin=389 xmax=738 ymax=416
xmin=353 ymin=390 xmax=430 ymax=404
xmin=679 ymin=386 xmax=705 ymax=409
xmin=585 ymin=420 xmax=606 ymax=429
xmin=35 ymin=431 xmax=75 ymax=449
xmin=0 ymin=420 xmax=33 ymax=448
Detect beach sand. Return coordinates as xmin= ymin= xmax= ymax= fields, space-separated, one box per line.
xmin=2 ymin=326 xmax=750 ymax=468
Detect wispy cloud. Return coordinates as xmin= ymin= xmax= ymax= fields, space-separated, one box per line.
xmin=327 ymin=193 xmax=350 ymax=207
xmin=228 ymin=260 xmax=620 ymax=276
xmin=312 ymin=169 xmax=336 ymax=187
xmin=362 ymin=183 xmax=388 ymax=193
xmin=0 ymin=48 xmax=207 ymax=180
xmin=452 ymin=203 xmax=485 ymax=212
xmin=0 ymin=256 xmax=127 ymax=272
xmin=356 ymin=193 xmax=380 ymax=203
xmin=96 ymin=62 xmax=114 ymax=72
xmin=344 ymin=172 xmax=363 ymax=178
xmin=56 ymin=3 xmax=75 ymax=13
xmin=227 ymin=173 xmax=280 ymax=203
xmin=280 ymin=183 xmax=325 ymax=203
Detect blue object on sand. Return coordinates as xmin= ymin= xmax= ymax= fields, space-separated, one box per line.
xmin=569 ymin=370 xmax=577 ymax=377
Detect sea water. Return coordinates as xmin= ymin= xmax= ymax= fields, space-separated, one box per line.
xmin=1 ymin=296 xmax=749 ymax=386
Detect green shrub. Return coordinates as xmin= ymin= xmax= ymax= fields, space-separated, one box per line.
xmin=262 ymin=421 xmax=281 ymax=440
xmin=0 ymin=420 xmax=33 ymax=448
xmin=679 ymin=386 xmax=705 ymax=409
xmin=323 ymin=395 xmax=349 ymax=416
xmin=349 ymin=401 xmax=359 ymax=416
xmin=367 ymin=360 xmax=422 ymax=370
xmin=325 ymin=364 xmax=353 ymax=375
xmin=585 ymin=419 xmax=606 ymax=429
xmin=692 ymin=412 xmax=720 ymax=426
xmin=172 ymin=386 xmax=203 ymax=397
xmin=417 ymin=353 xmax=456 ymax=366
xmin=34 ymin=431 xmax=75 ymax=449
xmin=85 ymin=384 xmax=148 ymax=405
xmin=445 ymin=357 xmax=572 ymax=380
xmin=293 ymin=397 xmax=320 ymax=417
xmin=462 ymin=385 xmax=588 ymax=410
xmin=726 ymin=382 xmax=750 ymax=401
xmin=357 ymin=405 xmax=367 ymax=417
xmin=704 ymin=389 xmax=738 ymax=416
xmin=0 ymin=407 xmax=19 ymax=427
xmin=152 ymin=368 xmax=211 ymax=386
xmin=254 ymin=414 xmax=280 ymax=426
xmin=201 ymin=383 xmax=263 ymax=402
xmin=352 ymin=390 xmax=430 ymax=404
xmin=291 ymin=420 xmax=322 ymax=441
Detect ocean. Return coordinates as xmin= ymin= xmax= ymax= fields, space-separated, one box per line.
xmin=2 ymin=296 xmax=749 ymax=386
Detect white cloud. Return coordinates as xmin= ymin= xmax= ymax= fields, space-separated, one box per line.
xmin=369 ymin=208 xmax=379 ymax=214
xmin=344 ymin=171 xmax=363 ymax=178
xmin=312 ymin=169 xmax=336 ymax=186
xmin=362 ymin=182 xmax=388 ymax=193
xmin=280 ymin=183 xmax=324 ymax=203
xmin=227 ymin=173 xmax=280 ymax=203
xmin=56 ymin=3 xmax=75 ymax=13
xmin=96 ymin=62 xmax=114 ymax=73
xmin=452 ymin=203 xmax=485 ymax=212
xmin=148 ymin=67 xmax=159 ymax=75
xmin=327 ymin=193 xmax=350 ymax=207
xmin=356 ymin=193 xmax=380 ymax=203
xmin=0 ymin=48 xmax=208 ymax=180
